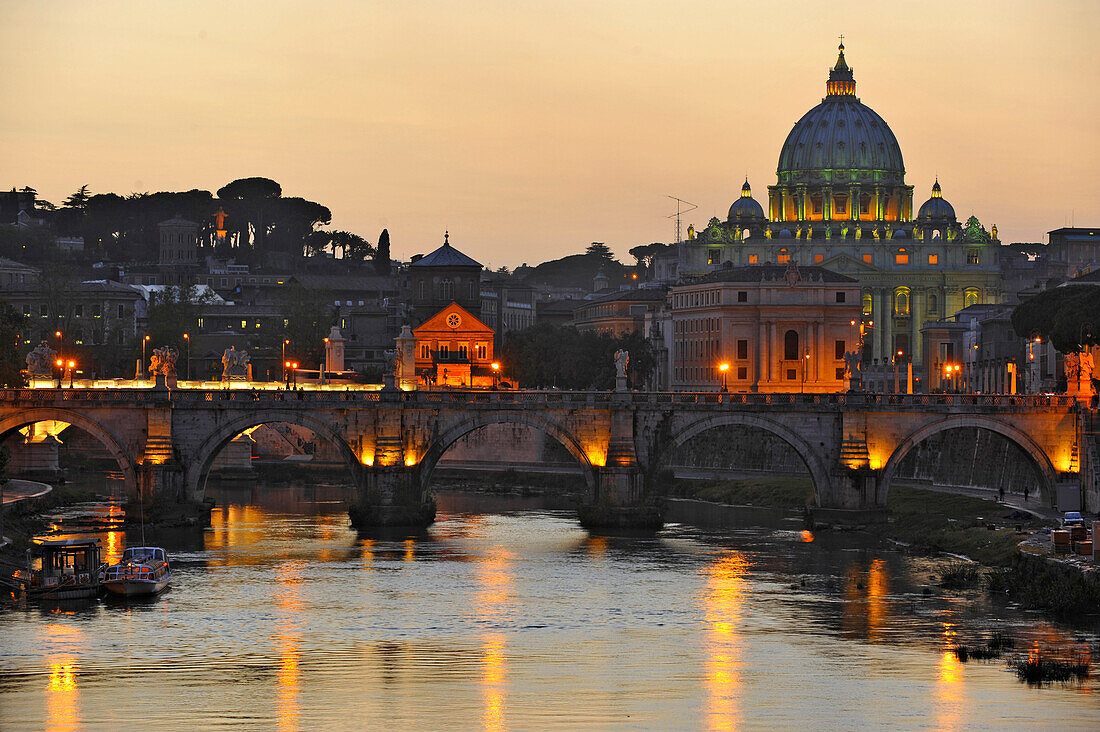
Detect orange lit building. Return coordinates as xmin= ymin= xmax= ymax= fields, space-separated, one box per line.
xmin=412 ymin=302 xmax=496 ymax=388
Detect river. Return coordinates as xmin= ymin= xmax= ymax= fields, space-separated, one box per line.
xmin=1 ymin=482 xmax=1097 ymax=730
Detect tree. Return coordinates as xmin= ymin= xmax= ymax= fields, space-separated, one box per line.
xmin=278 ymin=284 xmax=335 ymax=367
xmin=145 ymin=286 xmax=215 ymax=348
xmin=0 ymin=299 xmax=27 ymax=387
xmin=63 ymin=184 xmax=92 ymax=210
xmin=328 ymin=230 xmax=372 ymax=261
xmin=374 ymin=228 xmax=391 ymax=275
xmin=1012 ymin=285 xmax=1100 ymax=353
xmin=217 ymin=177 xmax=282 ymax=253
xmin=267 ymin=197 xmax=331 ymax=255
xmin=586 ymin=242 xmax=614 ymax=260
xmin=500 ymin=323 xmax=654 ymax=390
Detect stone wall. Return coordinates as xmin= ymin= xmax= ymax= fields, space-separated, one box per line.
xmin=436 ymin=423 xmax=576 ymax=467
xmin=895 ymin=427 xmax=1042 ymax=493
xmin=667 ymin=424 xmax=810 ymax=474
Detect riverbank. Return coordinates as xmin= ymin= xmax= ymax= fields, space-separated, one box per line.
xmin=0 ymin=482 xmax=98 ymax=557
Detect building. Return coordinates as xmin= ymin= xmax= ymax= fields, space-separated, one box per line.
xmin=408 ymin=233 xmax=483 ymax=326
xmin=480 ymin=273 xmax=537 ymax=350
xmin=0 ymin=256 xmax=38 ymax=289
xmin=572 ymin=287 xmax=668 ymax=337
xmin=1045 ymin=228 xmax=1100 ymax=280
xmin=677 ymin=43 xmax=1004 ymax=369
xmin=412 ymin=302 xmax=496 ymax=388
xmin=668 ymin=264 xmax=860 ymax=392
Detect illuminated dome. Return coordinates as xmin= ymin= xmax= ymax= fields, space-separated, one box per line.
xmin=776 ymin=44 xmax=905 ymax=185
xmin=727 ymin=179 xmax=765 ymax=222
xmin=916 ymin=179 xmax=957 ymax=221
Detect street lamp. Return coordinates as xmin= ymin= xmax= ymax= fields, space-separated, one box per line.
xmin=719 ymin=362 xmax=729 ymax=392
xmin=54 ymin=330 xmax=62 ymax=385
xmin=67 ymin=360 xmax=75 ymax=388
xmin=55 ymin=358 xmax=63 ymax=389
xmin=141 ymin=334 xmax=151 ymax=381
xmin=895 ymin=349 xmax=903 ymax=394
xmin=282 ymin=339 xmax=290 ymax=383
xmin=182 ymin=333 xmax=190 ymax=382
xmin=801 ymin=352 xmax=810 ymax=393
xmin=491 ymin=361 xmax=500 ymax=389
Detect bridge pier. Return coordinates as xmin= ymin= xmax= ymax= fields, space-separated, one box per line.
xmin=349 ymin=466 xmax=437 ymax=529
xmin=809 ymin=466 xmax=889 ymax=525
xmin=579 ymin=466 xmax=662 ymax=529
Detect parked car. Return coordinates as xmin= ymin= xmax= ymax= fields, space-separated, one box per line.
xmin=1062 ymin=511 xmax=1085 ymax=528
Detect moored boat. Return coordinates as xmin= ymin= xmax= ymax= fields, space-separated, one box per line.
xmin=25 ymin=538 xmax=104 ymax=601
xmin=102 ymin=546 xmax=171 ymax=597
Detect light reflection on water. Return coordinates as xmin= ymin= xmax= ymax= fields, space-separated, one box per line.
xmin=1 ymin=483 xmax=1099 ymax=730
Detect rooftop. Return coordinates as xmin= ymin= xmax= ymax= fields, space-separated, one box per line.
xmin=688 ymin=264 xmax=858 ymax=285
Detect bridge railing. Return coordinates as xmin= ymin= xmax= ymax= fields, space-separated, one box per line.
xmin=0 ymin=388 xmax=1079 ymax=410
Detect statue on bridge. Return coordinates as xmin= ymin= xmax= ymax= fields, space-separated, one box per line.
xmin=844 ymin=349 xmax=863 ymax=390
xmin=614 ymin=349 xmax=629 ymax=379
xmin=149 ymin=346 xmax=179 ymax=376
xmin=221 ymin=346 xmax=251 ymax=381
xmin=25 ymin=342 xmax=57 ymax=378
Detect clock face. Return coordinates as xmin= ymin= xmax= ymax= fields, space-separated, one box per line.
xmin=446 ymin=313 xmax=461 ymax=329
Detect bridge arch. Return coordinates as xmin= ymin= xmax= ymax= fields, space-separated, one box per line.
xmin=417 ymin=411 xmax=598 ymax=498
xmin=0 ymin=408 xmax=139 ymax=493
xmin=186 ymin=410 xmax=362 ymax=501
xmin=659 ymin=413 xmax=833 ymax=505
xmin=880 ymin=415 xmax=1058 ymax=507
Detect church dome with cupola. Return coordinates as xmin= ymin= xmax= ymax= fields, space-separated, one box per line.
xmin=727 ymin=179 xmax=766 ymax=223
xmin=916 ymin=179 xmax=957 ymax=222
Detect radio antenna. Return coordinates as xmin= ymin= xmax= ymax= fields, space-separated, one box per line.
xmin=666 ymin=195 xmax=698 ymax=243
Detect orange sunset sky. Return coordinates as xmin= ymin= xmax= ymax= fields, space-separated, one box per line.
xmin=1 ymin=0 xmax=1097 ymax=266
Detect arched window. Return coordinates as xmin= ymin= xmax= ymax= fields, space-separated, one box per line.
xmin=861 ymin=293 xmax=873 ymax=316
xmin=439 ymin=278 xmax=454 ymax=301
xmin=784 ymin=330 xmax=799 ymax=361
xmin=927 ymin=293 xmax=938 ymax=314
xmin=964 ymin=288 xmax=980 ymax=308
xmin=894 ymin=287 xmax=910 ymax=317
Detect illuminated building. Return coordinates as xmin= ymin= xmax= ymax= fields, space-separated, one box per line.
xmin=668 ymin=264 xmax=860 ymax=392
xmin=679 ymin=42 xmax=1004 ymax=369
xmin=412 ymin=302 xmax=496 ymax=388
xmin=408 ymin=232 xmax=484 ymax=327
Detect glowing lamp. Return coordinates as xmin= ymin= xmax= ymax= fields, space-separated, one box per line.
xmin=719 ymin=363 xmax=729 ymax=372
xmin=55 ymin=359 xmax=62 ymax=367
xmin=491 ymin=362 xmax=500 ymax=371
xmin=67 ymin=360 xmax=74 ymax=368
xmin=54 ymin=330 xmax=61 ymax=338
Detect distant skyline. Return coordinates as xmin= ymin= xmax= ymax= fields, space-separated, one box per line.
xmin=2 ymin=0 xmax=1097 ymax=267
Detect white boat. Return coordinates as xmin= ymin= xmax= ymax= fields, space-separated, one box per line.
xmin=101 ymin=547 xmax=172 ymax=597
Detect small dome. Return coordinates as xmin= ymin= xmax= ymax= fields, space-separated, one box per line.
xmin=778 ymin=228 xmax=793 ymax=239
xmin=892 ymin=229 xmax=907 ymax=239
xmin=917 ymin=179 xmax=957 ymax=221
xmin=727 ymin=179 xmax=765 ymax=222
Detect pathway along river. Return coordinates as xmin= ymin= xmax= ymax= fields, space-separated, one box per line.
xmin=1 ymin=482 xmax=1098 ymax=730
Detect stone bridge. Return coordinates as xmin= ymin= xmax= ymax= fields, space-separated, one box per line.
xmin=0 ymin=387 xmax=1088 ymax=527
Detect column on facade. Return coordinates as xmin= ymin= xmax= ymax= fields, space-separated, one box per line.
xmin=758 ymin=321 xmax=768 ymax=388
xmin=815 ymin=321 xmax=825 ymax=382
xmin=770 ymin=321 xmax=778 ymax=383
xmin=823 ymin=187 xmax=832 ymax=221
xmin=880 ymin=290 xmax=892 ymax=367
xmin=874 ymin=186 xmax=884 ymax=221
xmin=796 ymin=187 xmax=806 ymax=221
xmin=909 ymin=291 xmax=921 ymax=365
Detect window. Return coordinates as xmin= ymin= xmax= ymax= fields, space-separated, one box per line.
xmin=22 ymin=304 xmax=29 ymax=316
xmin=476 ymin=343 xmax=487 ymax=359
xmin=439 ymin=344 xmax=449 ymax=358
xmin=964 ymin=288 xmax=980 ymax=308
xmin=737 ymin=339 xmax=748 ymax=359
xmin=835 ymin=340 xmax=846 ymax=360
xmin=777 ymin=253 xmax=791 ymax=264
xmin=737 ymin=291 xmax=747 ymax=303
xmin=93 ymin=304 xmax=102 ymax=317
xmin=737 ymin=366 xmax=747 ymax=380
xmin=73 ymin=305 xmax=83 ymax=317
xmin=862 ymin=253 xmax=873 ymax=264
xmin=836 ymin=367 xmax=846 ymax=380
xmin=895 ymin=253 xmax=909 ymax=264
xmin=40 ymin=304 xmax=48 ymax=317
xmin=118 ymin=304 xmax=126 ymax=318
xmin=708 ymin=249 xmax=721 ymax=265
xmin=241 ymin=320 xmax=247 ymax=329
xmin=928 ymin=253 xmax=938 ymax=265
xmin=835 ymin=292 xmax=846 ymax=303
xmin=894 ymin=288 xmax=910 ymax=317
xmin=458 ymin=344 xmax=468 ymax=359
xmin=420 ymin=344 xmax=431 ymax=359
xmin=940 ymin=342 xmax=955 ymax=361
xmin=748 ymin=254 xmax=759 ymax=264
xmin=283 ymin=318 xmax=289 ymax=328
xmin=927 ymin=294 xmax=938 ymax=313
xmin=811 ymin=197 xmax=822 ymax=215
xmin=787 ymin=368 xmax=797 ymax=380
xmin=439 ymin=279 xmax=454 ymax=301
xmin=197 ymin=317 xmax=204 ymax=330
xmin=862 ymin=293 xmax=873 ymax=316
xmin=418 ymin=281 xmax=425 ymax=299
xmin=783 ymin=330 xmax=799 ymax=360
xmin=220 ymin=278 xmax=228 ymax=287
xmin=255 ymin=321 xmax=261 ymax=329
xmin=834 ymin=197 xmax=847 ymax=215
xmin=967 ymin=250 xmax=980 ymax=265
xmin=860 ymin=196 xmax=870 ymax=214
xmin=814 ymin=254 xmax=824 ymax=264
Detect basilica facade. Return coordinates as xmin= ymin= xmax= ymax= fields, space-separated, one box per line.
xmin=677 ymin=44 xmax=1003 ymax=367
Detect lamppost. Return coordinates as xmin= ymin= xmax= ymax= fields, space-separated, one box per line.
xmin=491 ymin=361 xmax=500 ymax=389
xmin=322 ymin=337 xmax=329 ymax=385
xmin=801 ymin=352 xmax=810 ymax=393
xmin=54 ymin=330 xmax=62 ymax=386
xmin=182 ymin=333 xmax=191 ymax=383
xmin=719 ymin=362 xmax=729 ymax=391
xmin=141 ymin=334 xmax=151 ymax=381
xmin=67 ymin=360 xmax=75 ymax=388
xmin=895 ymin=349 xmax=903 ymax=394
xmin=282 ymin=339 xmax=290 ymax=383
